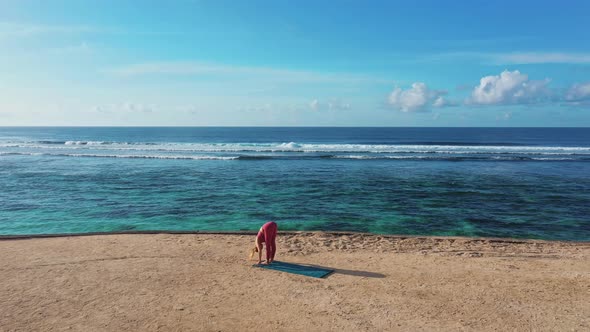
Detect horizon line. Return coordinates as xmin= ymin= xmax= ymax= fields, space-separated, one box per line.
xmin=1 ymin=125 xmax=590 ymax=129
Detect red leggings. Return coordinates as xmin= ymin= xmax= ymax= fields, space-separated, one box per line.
xmin=260 ymin=221 xmax=277 ymax=261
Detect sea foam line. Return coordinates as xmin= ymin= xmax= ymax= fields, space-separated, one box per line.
xmin=0 ymin=152 xmax=237 ymax=160
xmin=3 ymin=142 xmax=590 ymax=155
xmin=1 ymin=152 xmax=583 ymax=162
xmin=8 ymin=140 xmax=590 ymax=151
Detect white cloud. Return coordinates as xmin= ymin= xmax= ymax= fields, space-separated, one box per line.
xmin=0 ymin=22 xmax=105 ymax=38
xmin=0 ymin=21 xmax=183 ymax=41
xmin=107 ymin=61 xmax=388 ymax=85
xmin=122 ymin=102 xmax=153 ymax=113
xmin=309 ymin=99 xmax=320 ymax=111
xmin=433 ymin=96 xmax=451 ymax=108
xmin=327 ymin=99 xmax=350 ymax=110
xmin=387 ymin=82 xmax=447 ymax=112
xmin=238 ymin=103 xmax=274 ymax=112
xmin=565 ymin=82 xmax=590 ymax=102
xmin=468 ymin=70 xmax=551 ymax=105
xmin=109 ymin=62 xmax=224 ymax=76
xmin=307 ymin=98 xmax=350 ymax=111
xmin=48 ymin=42 xmax=92 ymax=54
xmin=496 ymin=52 xmax=590 ymax=64
xmin=496 ymin=112 xmax=512 ymax=121
xmin=417 ymin=52 xmax=590 ymax=65
xmin=91 ymin=102 xmax=155 ymax=114
xmin=240 ymin=102 xmax=317 ymax=113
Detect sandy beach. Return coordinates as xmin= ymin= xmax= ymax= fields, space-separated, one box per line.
xmin=1 ymin=232 xmax=589 ymax=331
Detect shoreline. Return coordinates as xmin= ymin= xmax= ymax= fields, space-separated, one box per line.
xmin=2 ymin=230 xmax=589 ymax=245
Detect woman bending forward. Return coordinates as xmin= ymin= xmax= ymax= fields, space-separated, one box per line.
xmin=250 ymin=221 xmax=277 ymax=264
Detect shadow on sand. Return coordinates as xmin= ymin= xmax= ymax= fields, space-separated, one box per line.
xmin=311 ymin=264 xmax=386 ymax=278
xmin=269 ymin=261 xmax=386 ymax=279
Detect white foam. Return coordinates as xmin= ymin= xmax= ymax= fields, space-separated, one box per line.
xmin=332 ymin=155 xmax=436 ymax=160
xmin=0 ymin=152 xmax=237 ymax=160
xmin=530 ymin=157 xmax=574 ymax=161
xmin=0 ymin=152 xmax=43 ymax=156
xmin=332 ymin=155 xmax=376 ymax=159
xmin=277 ymin=142 xmax=300 ymax=149
xmin=62 ymin=153 xmax=238 ymax=160
xmin=4 ymin=140 xmax=590 ymax=157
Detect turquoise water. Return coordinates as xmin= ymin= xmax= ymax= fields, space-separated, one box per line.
xmin=1 ymin=127 xmax=589 ymax=241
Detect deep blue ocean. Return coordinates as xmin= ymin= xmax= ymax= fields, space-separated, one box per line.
xmin=1 ymin=127 xmax=589 ymax=241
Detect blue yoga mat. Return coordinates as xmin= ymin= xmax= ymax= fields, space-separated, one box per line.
xmin=254 ymin=261 xmax=334 ymax=278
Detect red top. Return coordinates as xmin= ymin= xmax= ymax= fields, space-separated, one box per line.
xmin=257 ymin=221 xmax=277 ymax=261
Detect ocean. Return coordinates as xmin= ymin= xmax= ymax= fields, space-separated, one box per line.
xmin=1 ymin=127 xmax=589 ymax=241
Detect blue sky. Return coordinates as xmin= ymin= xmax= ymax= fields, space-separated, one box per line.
xmin=1 ymin=0 xmax=589 ymax=126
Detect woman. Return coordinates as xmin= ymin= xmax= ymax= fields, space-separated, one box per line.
xmin=249 ymin=221 xmax=277 ymax=265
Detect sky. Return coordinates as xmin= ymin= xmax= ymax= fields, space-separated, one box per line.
xmin=0 ymin=0 xmax=589 ymax=127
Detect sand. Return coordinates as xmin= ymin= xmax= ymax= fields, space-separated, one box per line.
xmin=1 ymin=232 xmax=589 ymax=331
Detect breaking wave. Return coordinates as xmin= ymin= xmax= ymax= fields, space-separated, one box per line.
xmin=1 ymin=151 xmax=587 ymax=162
xmin=2 ymin=140 xmax=590 ymax=155
xmin=0 ymin=152 xmax=237 ymax=160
